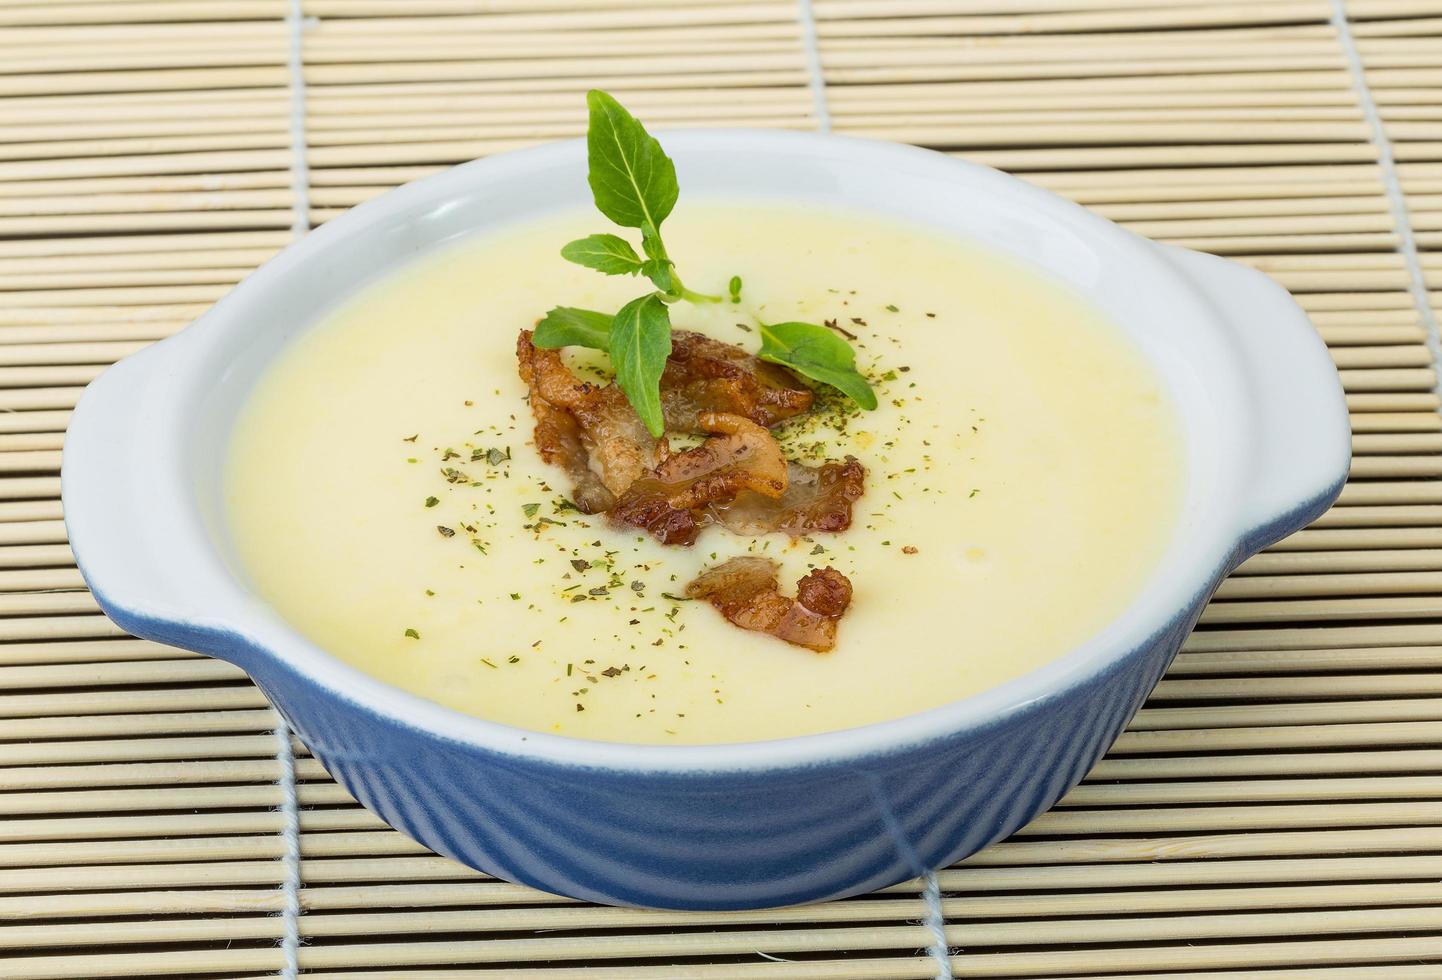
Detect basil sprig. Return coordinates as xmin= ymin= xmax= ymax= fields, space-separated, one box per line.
xmin=533 ymin=90 xmax=876 ymax=436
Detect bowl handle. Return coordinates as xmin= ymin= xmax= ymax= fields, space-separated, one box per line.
xmin=62 ymin=336 xmax=243 ymax=656
xmin=1157 ymin=244 xmax=1352 ymax=552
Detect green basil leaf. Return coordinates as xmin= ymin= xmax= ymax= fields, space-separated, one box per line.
xmin=560 ymin=234 xmax=643 ymax=276
xmin=609 ymin=294 xmax=672 ymax=437
xmin=757 ymin=321 xmax=878 ymax=411
xmin=640 ymin=258 xmax=676 ymax=294
xmin=728 ymin=275 xmax=742 ymax=303
xmin=532 ymin=306 xmax=613 ymax=351
xmin=586 ymin=90 xmax=679 ymax=231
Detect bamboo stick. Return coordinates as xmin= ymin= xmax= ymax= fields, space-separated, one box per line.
xmin=0 ymin=2 xmax=288 ymax=27
xmin=0 ymin=175 xmax=291 ymax=202
xmin=1130 ymin=698 xmax=1442 ymax=729
xmin=35 ymin=916 xmax=1436 ymax=976
xmin=1047 ymin=968 xmax=1442 ymax=980
xmin=0 ymin=496 xmax=61 ymax=518
xmin=0 ymin=731 xmax=281 ymax=767
xmin=0 ymin=146 xmax=293 ymax=182
xmin=1214 ymin=569 xmax=1442 ymax=597
xmin=0 ymin=341 xmax=148 ymax=365
xmin=0 ymin=283 xmax=228 ymax=308
xmin=236 ymin=959 xmax=1441 ymax=980
xmin=0 ymin=615 xmax=124 ymax=642
xmin=0 ymin=565 xmax=77 ymax=588
xmin=1200 ymin=595 xmax=1442 ymax=624
xmin=0 ymin=886 xmax=289 ymax=921
xmin=0 ymin=657 xmax=240 ymax=691
xmin=0 ymin=828 xmax=424 ymax=870
xmin=0 ymin=855 xmax=407 ymax=897
xmin=1087 ymin=748 xmax=1442 ymax=780
xmin=305 ymin=877 xmax=1430 ymax=919
xmin=0 ymin=684 xmax=267 ymax=720
xmin=0 ymin=518 xmax=65 ymax=542
xmin=1321 ymin=326 xmax=1426 ymax=344
xmin=1302 ymin=293 xmax=1420 ymax=312
xmin=0 ymin=754 xmax=326 ymax=791
xmin=1275 ymin=526 xmax=1442 ymax=550
xmin=0 ymin=269 xmax=251 ymax=291
xmin=3 ymin=883 xmax=1439 ymax=953
xmin=0 ymin=542 xmax=74 ymax=567
xmin=0 ymin=387 xmax=104 ymax=411
xmin=833 ymin=89 xmax=1362 ymax=115
xmin=1183 ymin=621 xmax=1442 ymax=650
xmin=1172 ymin=644 xmax=1442 ymax=672
xmin=1346 ymin=393 xmax=1440 ymax=411
xmin=1098 ymin=194 xmax=1395 ymax=220
xmin=0 ymin=323 xmax=186 ymax=345
xmin=1346 ymin=414 xmax=1442 ymax=433
xmin=0 ymin=780 xmax=352 ymax=818
xmin=2 ymin=708 xmax=277 ymax=741
xmin=0 ymin=806 xmax=376 ymax=846
xmin=0 ymin=365 xmax=103 ymax=387
xmin=814 ymin=0 xmax=1426 ymax=35
xmin=306 ymin=0 xmax=799 ymax=31
xmin=1058 ymin=775 xmax=1442 ymax=806
xmin=10 ymin=878 xmax=1433 ymax=936
xmin=0 ymin=637 xmax=190 ymax=666
xmin=1346 ymin=457 xmax=1442 ymax=478
xmin=0 ymin=230 xmax=285 ymax=259
xmin=1132 ymin=721 xmax=1442 ymax=753
xmin=7 ymin=870 xmax=1428 ymax=928
xmin=964 ymin=826 xmax=1442 ymax=867
xmin=1334 ymin=484 xmax=1442 ymax=508
xmin=1154 ymin=670 xmax=1442 ymax=701
xmin=0 ymin=188 xmax=292 ymax=215
xmin=961 ymin=143 xmax=1381 ymax=171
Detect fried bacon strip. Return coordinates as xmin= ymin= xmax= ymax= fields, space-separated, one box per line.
xmin=611 ymin=412 xmax=787 ymax=545
xmin=713 ymin=457 xmax=866 ymax=537
xmin=517 ymin=331 xmax=667 ymax=512
xmin=686 ymin=557 xmax=852 ymax=653
xmin=518 ymin=329 xmax=864 ymax=542
xmin=661 ymin=330 xmax=813 ymax=431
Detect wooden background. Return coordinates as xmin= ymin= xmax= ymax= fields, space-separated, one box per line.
xmin=0 ymin=0 xmax=1439 ymax=977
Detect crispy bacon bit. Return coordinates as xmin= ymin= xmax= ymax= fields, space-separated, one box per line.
xmin=686 ymin=557 xmax=852 ymax=652
xmin=661 ymin=330 xmax=813 ymax=431
xmin=518 ymin=329 xmax=864 ymax=544
xmin=713 ymin=457 xmax=866 ymax=537
xmin=611 ymin=413 xmax=787 ymax=545
xmin=517 ymin=331 xmax=667 ymax=512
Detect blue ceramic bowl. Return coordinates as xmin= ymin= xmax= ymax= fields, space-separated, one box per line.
xmin=62 ymin=131 xmax=1350 ymax=910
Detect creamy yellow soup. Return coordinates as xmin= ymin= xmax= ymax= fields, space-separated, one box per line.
xmin=226 ymin=202 xmax=1182 ymax=744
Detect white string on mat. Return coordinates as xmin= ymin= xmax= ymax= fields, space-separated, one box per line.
xmin=796 ymin=0 xmax=831 ymax=134
xmin=287 ymin=0 xmax=315 ymax=238
xmin=274 ymin=3 xmax=311 ymax=976
xmin=271 ymin=719 xmax=302 ymax=979
xmin=1329 ymin=0 xmax=1442 ymax=393
xmin=922 ymin=870 xmax=955 ymax=980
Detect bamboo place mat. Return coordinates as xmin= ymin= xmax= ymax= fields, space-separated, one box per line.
xmin=0 ymin=0 xmax=1440 ymax=978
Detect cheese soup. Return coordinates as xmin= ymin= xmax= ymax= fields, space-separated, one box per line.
xmin=226 ymin=202 xmax=1182 ymax=744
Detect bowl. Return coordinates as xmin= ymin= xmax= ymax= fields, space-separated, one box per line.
xmin=61 ymin=130 xmax=1350 ymax=910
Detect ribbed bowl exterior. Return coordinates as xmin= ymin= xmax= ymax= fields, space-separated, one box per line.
xmin=222 ymin=603 xmax=1203 ymax=911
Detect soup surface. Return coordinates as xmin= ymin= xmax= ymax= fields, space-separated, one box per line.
xmin=226 ymin=201 xmax=1182 ymax=744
